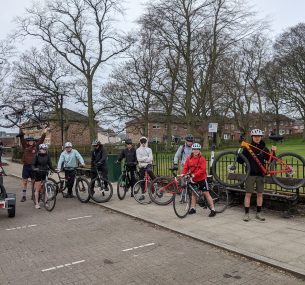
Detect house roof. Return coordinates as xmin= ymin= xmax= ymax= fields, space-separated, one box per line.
xmin=47 ymin=108 xmax=89 ymax=123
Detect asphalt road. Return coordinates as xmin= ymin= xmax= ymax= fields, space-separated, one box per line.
xmin=0 ymin=176 xmax=303 ymax=285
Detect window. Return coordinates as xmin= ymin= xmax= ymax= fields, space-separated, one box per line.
xmin=152 ymin=124 xmax=160 ymax=129
xmin=224 ymin=134 xmax=229 ymax=140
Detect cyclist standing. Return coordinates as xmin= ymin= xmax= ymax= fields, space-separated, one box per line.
xmin=18 ymin=128 xmax=48 ymax=202
xmin=173 ymin=134 xmax=194 ymax=170
xmin=56 ymin=142 xmax=85 ymax=198
xmin=181 ymin=143 xmax=216 ymax=217
xmin=117 ymin=139 xmax=137 ymax=197
xmin=91 ymin=139 xmax=109 ymax=184
xmin=239 ymin=129 xmax=276 ymax=222
xmin=32 ymin=144 xmax=54 ymax=209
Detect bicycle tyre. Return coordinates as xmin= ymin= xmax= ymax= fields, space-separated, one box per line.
xmin=148 ymin=176 xmax=175 ymax=206
xmin=0 ymin=105 xmax=19 ymax=128
xmin=75 ymin=177 xmax=90 ymax=203
xmin=132 ymin=180 xmax=151 ymax=204
xmin=209 ymin=183 xmax=229 ymax=213
xmin=0 ymin=183 xmax=7 ymax=199
xmin=32 ymin=99 xmax=51 ymax=127
xmin=89 ymin=177 xmax=113 ymax=203
xmin=212 ymin=150 xmax=250 ymax=187
xmin=173 ymin=188 xmax=191 ymax=218
xmin=117 ymin=174 xmax=128 ymax=200
xmin=271 ymin=152 xmax=305 ymax=190
xmin=42 ymin=182 xmax=56 ymax=211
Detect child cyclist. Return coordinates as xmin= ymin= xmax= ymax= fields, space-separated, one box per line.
xmin=32 ymin=144 xmax=55 ymax=209
xmin=181 ymin=143 xmax=216 ymax=217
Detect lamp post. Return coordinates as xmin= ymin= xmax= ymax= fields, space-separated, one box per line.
xmin=60 ymin=92 xmax=64 ymax=150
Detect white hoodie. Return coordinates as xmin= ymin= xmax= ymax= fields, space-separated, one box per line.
xmin=136 ymin=146 xmax=153 ymax=168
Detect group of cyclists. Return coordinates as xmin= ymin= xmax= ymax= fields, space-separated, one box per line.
xmin=16 ymin=126 xmax=270 ymax=221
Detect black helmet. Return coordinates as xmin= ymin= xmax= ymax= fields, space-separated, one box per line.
xmin=125 ymin=139 xmax=132 ymax=144
xmin=25 ymin=136 xmax=36 ymax=141
xmin=185 ymin=134 xmax=194 ymax=142
xmin=92 ymin=139 xmax=101 ymax=146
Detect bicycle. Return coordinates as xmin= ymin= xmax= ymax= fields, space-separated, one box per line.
xmin=132 ymin=165 xmax=156 ymax=205
xmin=53 ymin=167 xmax=90 ymax=203
xmin=173 ymin=174 xmax=229 ymax=218
xmin=117 ymin=163 xmax=139 ymax=200
xmin=211 ymin=135 xmax=305 ymax=190
xmin=89 ymin=165 xmax=113 ymax=203
xmin=0 ymin=99 xmax=50 ymax=128
xmin=148 ymin=168 xmax=180 ymax=206
xmin=32 ymin=169 xmax=57 ymax=211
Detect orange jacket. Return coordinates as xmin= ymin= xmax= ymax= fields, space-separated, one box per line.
xmin=181 ymin=153 xmax=207 ymax=182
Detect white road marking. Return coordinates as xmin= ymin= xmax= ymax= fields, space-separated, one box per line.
xmin=122 ymin=243 xmax=155 ymax=252
xmin=67 ymin=215 xmax=92 ymax=221
xmin=5 ymin=224 xmax=37 ymax=231
xmin=41 ymin=260 xmax=85 ymax=272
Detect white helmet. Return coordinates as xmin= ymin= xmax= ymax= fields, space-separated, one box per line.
xmin=65 ymin=142 xmax=73 ymax=148
xmin=192 ymin=143 xmax=201 ymax=150
xmin=250 ymin=129 xmax=263 ymax=136
xmin=39 ymin=143 xmax=48 ymax=150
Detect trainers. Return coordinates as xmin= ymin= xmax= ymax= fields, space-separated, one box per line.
xmin=243 ymin=213 xmax=250 ymax=222
xmin=188 ymin=208 xmax=196 ymax=214
xmin=209 ymin=210 xmax=216 ymax=217
xmin=35 ymin=204 xmax=40 ymax=209
xmin=20 ymin=196 xmax=26 ymax=202
xmin=138 ymin=195 xmax=145 ymax=201
xmin=255 ymin=212 xmax=265 ymax=221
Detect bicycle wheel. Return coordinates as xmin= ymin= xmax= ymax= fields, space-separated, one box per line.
xmin=271 ymin=152 xmax=305 ymax=190
xmin=209 ymin=183 xmax=229 ymax=213
xmin=0 ymin=105 xmax=19 ymax=128
xmin=173 ymin=187 xmax=191 ymax=218
xmin=89 ymin=177 xmax=113 ymax=203
xmin=42 ymin=182 xmax=56 ymax=211
xmin=132 ymin=180 xmax=151 ymax=204
xmin=32 ymin=99 xmax=51 ymax=126
xmin=212 ymin=151 xmax=250 ymax=187
xmin=117 ymin=174 xmax=127 ymax=200
xmin=148 ymin=176 xmax=176 ymax=206
xmin=75 ymin=177 xmax=90 ymax=203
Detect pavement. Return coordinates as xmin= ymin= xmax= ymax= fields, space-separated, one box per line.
xmin=3 ymin=157 xmax=305 ymax=279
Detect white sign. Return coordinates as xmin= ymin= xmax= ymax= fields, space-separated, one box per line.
xmin=208 ymin=123 xmax=218 ymax=133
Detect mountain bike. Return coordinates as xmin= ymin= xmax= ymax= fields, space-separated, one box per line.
xmin=211 ymin=135 xmax=305 ymax=190
xmin=117 ymin=163 xmax=139 ymax=200
xmin=53 ymin=167 xmax=90 ymax=203
xmin=173 ymin=174 xmax=228 ymax=218
xmin=32 ymin=169 xmax=57 ymax=211
xmin=0 ymin=99 xmax=50 ymax=128
xmin=89 ymin=165 xmax=113 ymax=203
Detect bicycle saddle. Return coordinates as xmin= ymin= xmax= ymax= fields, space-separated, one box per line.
xmin=269 ymin=135 xmax=283 ymax=142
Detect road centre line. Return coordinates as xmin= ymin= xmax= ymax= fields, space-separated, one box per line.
xmin=41 ymin=260 xmax=85 ymax=272
xmin=67 ymin=215 xmax=92 ymax=221
xmin=5 ymin=224 xmax=37 ymax=231
xmin=122 ymin=242 xmax=155 ymax=252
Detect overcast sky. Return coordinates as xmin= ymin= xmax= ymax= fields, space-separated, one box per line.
xmin=1 ymin=0 xmax=305 ymax=42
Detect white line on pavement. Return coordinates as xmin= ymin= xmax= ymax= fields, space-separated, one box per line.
xmin=67 ymin=215 xmax=92 ymax=221
xmin=41 ymin=260 xmax=85 ymax=272
xmin=5 ymin=224 xmax=37 ymax=231
xmin=122 ymin=243 xmax=155 ymax=252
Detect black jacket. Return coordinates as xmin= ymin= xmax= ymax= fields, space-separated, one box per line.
xmin=91 ymin=146 xmax=107 ymax=168
xmin=240 ymin=140 xmax=270 ymax=176
xmin=32 ymin=153 xmax=53 ymax=172
xmin=118 ymin=147 xmax=137 ymax=166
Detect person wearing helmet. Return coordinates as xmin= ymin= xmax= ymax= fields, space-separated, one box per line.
xmin=173 ymin=134 xmax=194 ymax=170
xmin=116 ymin=139 xmax=137 ymax=197
xmin=91 ymin=139 xmax=109 ymax=188
xmin=181 ymin=143 xmax=216 ymax=217
xmin=32 ymin=144 xmax=54 ymax=209
xmin=238 ymin=129 xmax=276 ymax=222
xmin=56 ymin=141 xmax=85 ymax=198
xmin=17 ymin=127 xmax=49 ymax=202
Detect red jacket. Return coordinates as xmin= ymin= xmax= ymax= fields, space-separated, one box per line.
xmin=181 ymin=153 xmax=207 ymax=182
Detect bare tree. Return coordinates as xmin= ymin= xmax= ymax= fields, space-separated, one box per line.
xmin=16 ymin=0 xmax=131 ymax=139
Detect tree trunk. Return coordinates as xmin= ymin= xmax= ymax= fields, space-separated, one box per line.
xmin=87 ymin=77 xmax=96 ymax=140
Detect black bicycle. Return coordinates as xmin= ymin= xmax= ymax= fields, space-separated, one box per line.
xmin=89 ymin=165 xmax=113 ymax=203
xmin=117 ymin=163 xmax=139 ymax=200
xmin=173 ymin=174 xmax=229 ymax=218
xmin=0 ymin=99 xmax=50 ymax=128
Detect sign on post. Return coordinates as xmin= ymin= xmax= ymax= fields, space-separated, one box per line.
xmin=208 ymin=123 xmax=218 ymax=133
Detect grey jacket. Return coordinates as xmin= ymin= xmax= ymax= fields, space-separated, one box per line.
xmin=173 ymin=144 xmax=193 ymax=166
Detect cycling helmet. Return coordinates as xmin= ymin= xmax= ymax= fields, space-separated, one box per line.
xmin=139 ymin=136 xmax=148 ymax=144
xmin=25 ymin=136 xmax=35 ymax=141
xmin=39 ymin=143 xmax=48 ymax=150
xmin=65 ymin=142 xmax=73 ymax=148
xmin=192 ymin=143 xmax=201 ymax=150
xmin=185 ymin=134 xmax=194 ymax=142
xmin=250 ymin=129 xmax=263 ymax=136
xmin=92 ymin=139 xmax=101 ymax=146
xmin=125 ymin=139 xmax=132 ymax=144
